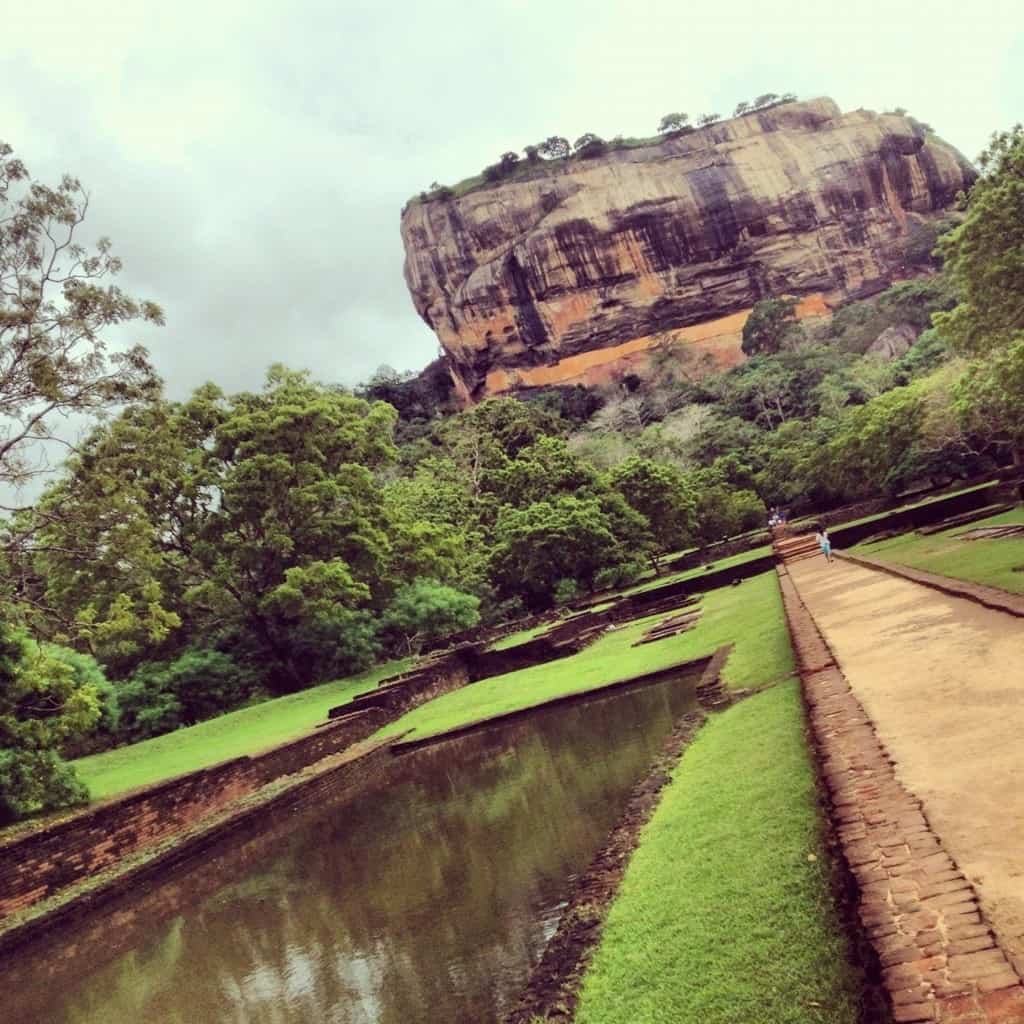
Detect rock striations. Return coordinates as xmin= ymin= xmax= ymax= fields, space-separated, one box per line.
xmin=400 ymin=98 xmax=975 ymax=400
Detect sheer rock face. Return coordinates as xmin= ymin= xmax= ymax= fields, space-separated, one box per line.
xmin=400 ymin=99 xmax=974 ymax=400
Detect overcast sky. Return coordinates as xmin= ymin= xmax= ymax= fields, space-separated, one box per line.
xmin=2 ymin=0 xmax=1022 ymax=401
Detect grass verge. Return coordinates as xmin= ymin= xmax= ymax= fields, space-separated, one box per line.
xmin=610 ymin=544 xmax=773 ymax=599
xmin=574 ymin=681 xmax=863 ymax=1024
xmin=379 ymin=571 xmax=793 ymax=745
xmin=852 ymin=505 xmax=1024 ymax=594
xmin=488 ymin=621 xmax=553 ymax=650
xmin=72 ymin=660 xmax=407 ymax=801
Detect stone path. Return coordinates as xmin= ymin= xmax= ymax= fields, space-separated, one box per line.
xmin=780 ymin=554 xmax=1024 ymax=1023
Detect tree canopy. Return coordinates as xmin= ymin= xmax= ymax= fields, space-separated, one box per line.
xmin=0 ymin=141 xmax=163 ymax=493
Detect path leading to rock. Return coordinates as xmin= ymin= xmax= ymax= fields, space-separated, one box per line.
xmin=787 ymin=555 xmax=1024 ymax=978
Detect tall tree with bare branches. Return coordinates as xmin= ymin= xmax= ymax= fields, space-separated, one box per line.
xmin=0 ymin=141 xmax=163 ymax=496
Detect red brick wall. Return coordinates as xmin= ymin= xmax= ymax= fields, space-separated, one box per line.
xmin=0 ymin=742 xmax=399 ymax=962
xmin=0 ymin=708 xmax=387 ymax=920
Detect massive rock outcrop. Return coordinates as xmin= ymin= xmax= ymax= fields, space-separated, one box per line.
xmin=401 ymin=98 xmax=974 ymax=400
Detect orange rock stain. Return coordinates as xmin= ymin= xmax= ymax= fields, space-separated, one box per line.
xmin=483 ymin=294 xmax=829 ymax=394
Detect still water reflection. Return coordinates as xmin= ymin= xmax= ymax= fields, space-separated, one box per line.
xmin=4 ymin=667 xmax=701 ymax=1024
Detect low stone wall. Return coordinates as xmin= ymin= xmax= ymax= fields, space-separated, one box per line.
xmin=614 ymin=555 xmax=775 ymax=621
xmin=828 ymin=483 xmax=1002 ymax=548
xmin=778 ymin=566 xmax=1024 ymax=1023
xmin=0 ymin=707 xmax=388 ymax=921
xmin=393 ymin=650 xmax=720 ymax=753
xmin=0 ymin=741 xmax=398 ymax=960
xmin=661 ymin=531 xmax=770 ymax=573
xmin=340 ymin=655 xmax=471 ymax=714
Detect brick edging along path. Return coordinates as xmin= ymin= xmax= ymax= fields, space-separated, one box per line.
xmin=777 ymin=566 xmax=1024 ymax=1023
xmin=835 ymin=551 xmax=1024 ymax=619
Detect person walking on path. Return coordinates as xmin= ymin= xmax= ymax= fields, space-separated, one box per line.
xmin=815 ymin=527 xmax=833 ymax=563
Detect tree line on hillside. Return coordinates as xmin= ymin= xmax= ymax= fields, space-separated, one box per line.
xmin=2 ymin=122 xmax=1023 ymax=821
xmin=420 ymin=92 xmax=800 ymax=200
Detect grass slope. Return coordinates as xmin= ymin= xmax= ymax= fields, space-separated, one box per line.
xmin=489 ymin=621 xmax=554 ymax=650
xmin=73 ymin=661 xmax=407 ymax=801
xmin=380 ymin=571 xmax=793 ymax=744
xmin=614 ymin=544 xmax=772 ymax=599
xmin=574 ymin=681 xmax=862 ymax=1024
xmin=853 ymin=505 xmax=1024 ymax=594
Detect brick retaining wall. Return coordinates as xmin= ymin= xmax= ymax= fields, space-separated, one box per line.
xmin=0 ymin=740 xmax=398 ymax=960
xmin=0 ymin=707 xmax=388 ymax=920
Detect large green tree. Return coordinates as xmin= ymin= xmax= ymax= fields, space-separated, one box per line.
xmin=955 ymin=337 xmax=1024 ymax=465
xmin=609 ymin=457 xmax=696 ymax=568
xmin=24 ymin=367 xmax=401 ymax=691
xmin=491 ymin=496 xmax=645 ymax=610
xmin=935 ymin=126 xmax=1024 ymax=355
xmin=741 ymin=298 xmax=802 ymax=357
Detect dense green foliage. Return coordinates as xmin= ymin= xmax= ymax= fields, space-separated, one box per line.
xmin=0 ymin=624 xmax=99 ymax=820
xmin=935 ymin=125 xmax=1024 ymax=356
xmin=574 ymin=682 xmax=862 ymax=1024
xmin=741 ymin=297 xmax=800 ymax=356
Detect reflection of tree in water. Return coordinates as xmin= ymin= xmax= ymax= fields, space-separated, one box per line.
xmin=6 ymin=671 xmax=698 ymax=1024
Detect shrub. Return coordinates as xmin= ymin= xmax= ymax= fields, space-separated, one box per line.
xmin=0 ymin=748 xmax=89 ymax=824
xmin=117 ymin=649 xmax=257 ymax=742
xmin=42 ymin=644 xmax=120 ymax=757
xmin=573 ymin=133 xmax=607 ymax=159
xmin=382 ymin=579 xmax=481 ymax=655
xmin=0 ymin=626 xmax=97 ymax=821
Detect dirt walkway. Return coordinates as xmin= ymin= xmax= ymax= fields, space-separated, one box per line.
xmin=788 ymin=555 xmax=1024 ymax=975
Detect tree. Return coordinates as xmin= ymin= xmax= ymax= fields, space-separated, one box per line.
xmin=753 ymin=93 xmax=780 ymax=109
xmin=499 ymin=151 xmax=520 ymax=174
xmin=697 ymin=113 xmax=721 ymax=127
xmin=23 ymin=367 xmax=399 ymax=691
xmin=573 ymin=134 xmax=607 ymax=158
xmin=382 ymin=579 xmax=480 ymax=655
xmin=824 ymin=386 xmax=928 ymax=498
xmin=491 ymin=496 xmax=642 ymax=609
xmin=609 ymin=458 xmax=696 ymax=569
xmin=934 ymin=126 xmax=1023 ymax=356
xmin=537 ymin=136 xmax=571 ymax=160
xmin=117 ymin=649 xmax=252 ymax=741
xmin=484 ymin=436 xmax=600 ymax=508
xmin=658 ymin=112 xmax=690 ymax=134
xmin=741 ymin=297 xmax=801 ymax=357
xmin=734 ymin=101 xmax=751 ymax=116
xmin=0 ymin=620 xmax=99 ymax=821
xmin=0 ymin=141 xmax=163 ymax=492
xmin=955 ymin=336 xmax=1024 ymax=465
xmin=523 ymin=145 xmax=541 ymax=164
xmin=685 ymin=467 xmax=765 ymax=543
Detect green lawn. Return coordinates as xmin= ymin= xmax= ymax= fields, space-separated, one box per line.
xmin=574 ymin=681 xmax=863 ymax=1024
xmin=610 ymin=544 xmax=773 ymax=600
xmin=852 ymin=504 xmax=1024 ymax=594
xmin=488 ymin=620 xmax=554 ymax=650
xmin=381 ymin=571 xmax=794 ymax=745
xmin=73 ymin=660 xmax=408 ymax=801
